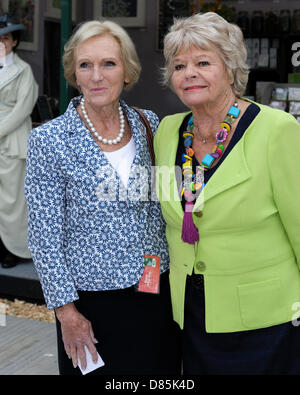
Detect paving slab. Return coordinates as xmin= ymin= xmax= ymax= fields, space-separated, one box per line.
xmin=0 ymin=315 xmax=58 ymax=375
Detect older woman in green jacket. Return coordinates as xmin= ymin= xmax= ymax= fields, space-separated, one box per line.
xmin=154 ymin=12 xmax=300 ymax=374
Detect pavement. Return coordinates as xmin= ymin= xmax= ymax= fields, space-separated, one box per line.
xmin=0 ymin=261 xmax=59 ymax=375
xmin=0 ymin=315 xmax=59 ymax=375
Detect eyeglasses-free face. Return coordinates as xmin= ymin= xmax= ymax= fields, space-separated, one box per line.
xmin=0 ymin=32 xmax=17 ymax=55
xmin=75 ymin=34 xmax=129 ymax=112
xmin=171 ymin=45 xmax=234 ymax=112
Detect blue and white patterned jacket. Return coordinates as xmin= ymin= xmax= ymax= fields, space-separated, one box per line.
xmin=25 ymin=97 xmax=169 ymax=309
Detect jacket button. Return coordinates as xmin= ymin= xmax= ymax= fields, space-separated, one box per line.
xmin=196 ymin=261 xmax=206 ymax=271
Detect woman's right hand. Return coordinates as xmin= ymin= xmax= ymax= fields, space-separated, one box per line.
xmin=55 ymin=302 xmax=98 ymax=370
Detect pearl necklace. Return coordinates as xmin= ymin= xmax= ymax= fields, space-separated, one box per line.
xmin=80 ymin=97 xmax=125 ymax=145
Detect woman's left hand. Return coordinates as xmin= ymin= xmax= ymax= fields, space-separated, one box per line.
xmin=55 ymin=302 xmax=98 ymax=370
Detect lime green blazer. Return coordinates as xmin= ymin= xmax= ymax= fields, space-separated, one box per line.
xmin=154 ymin=101 xmax=300 ymax=332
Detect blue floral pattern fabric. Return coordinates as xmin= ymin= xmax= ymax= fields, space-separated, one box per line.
xmin=25 ymin=97 xmax=170 ymax=309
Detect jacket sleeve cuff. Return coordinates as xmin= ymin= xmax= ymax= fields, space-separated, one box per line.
xmin=31 ymin=249 xmax=79 ymax=310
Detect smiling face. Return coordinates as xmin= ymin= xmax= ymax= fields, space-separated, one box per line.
xmin=171 ymin=45 xmax=234 ymax=111
xmin=75 ymin=33 xmax=129 ymax=111
xmin=0 ymin=33 xmax=17 ymax=55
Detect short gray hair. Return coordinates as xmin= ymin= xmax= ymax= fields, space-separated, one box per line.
xmin=162 ymin=12 xmax=249 ymax=97
xmin=63 ymin=20 xmax=141 ymax=91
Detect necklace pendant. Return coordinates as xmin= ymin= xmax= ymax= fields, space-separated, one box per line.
xmin=201 ymin=137 xmax=207 ymax=144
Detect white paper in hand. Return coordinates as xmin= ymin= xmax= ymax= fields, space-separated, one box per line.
xmin=78 ymin=345 xmax=105 ymax=375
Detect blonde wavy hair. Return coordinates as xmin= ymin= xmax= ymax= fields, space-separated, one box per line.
xmin=63 ymin=20 xmax=141 ymax=91
xmin=162 ymin=12 xmax=249 ymax=97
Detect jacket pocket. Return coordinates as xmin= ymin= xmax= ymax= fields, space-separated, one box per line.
xmin=237 ymin=278 xmax=287 ymax=329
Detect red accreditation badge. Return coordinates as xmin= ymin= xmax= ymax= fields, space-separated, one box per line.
xmin=137 ymin=255 xmax=161 ymax=294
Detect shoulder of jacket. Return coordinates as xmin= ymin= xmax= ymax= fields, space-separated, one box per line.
xmin=139 ymin=108 xmax=159 ymax=122
xmin=127 ymin=104 xmax=158 ymax=121
xmin=13 ymin=54 xmax=30 ymax=70
xmin=156 ymin=112 xmax=190 ymax=137
xmin=14 ymin=54 xmax=36 ymax=83
xmin=160 ymin=112 xmax=191 ymax=127
xmin=243 ymin=100 xmax=300 ymax=147
xmin=30 ymin=115 xmax=65 ymax=141
xmin=254 ymin=101 xmax=299 ymax=131
xmin=154 ymin=112 xmax=189 ymax=152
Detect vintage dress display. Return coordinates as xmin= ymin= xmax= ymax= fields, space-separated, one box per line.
xmin=0 ymin=52 xmax=38 ymax=259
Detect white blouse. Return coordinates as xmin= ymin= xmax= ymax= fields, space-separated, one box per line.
xmin=104 ymin=136 xmax=136 ymax=188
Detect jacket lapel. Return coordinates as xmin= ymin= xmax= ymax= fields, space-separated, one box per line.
xmin=123 ymin=103 xmax=153 ymax=199
xmin=157 ymin=116 xmax=185 ymax=224
xmin=194 ymin=136 xmax=251 ymax=211
xmin=123 ymin=102 xmax=145 ymax=167
xmin=0 ymin=63 xmax=23 ymax=90
xmin=64 ymin=98 xmax=151 ymax=187
xmin=157 ymin=111 xmax=252 ymax=218
xmin=64 ymin=104 xmax=105 ymax=175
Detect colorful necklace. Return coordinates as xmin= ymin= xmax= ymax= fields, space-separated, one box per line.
xmin=181 ymin=100 xmax=240 ymax=245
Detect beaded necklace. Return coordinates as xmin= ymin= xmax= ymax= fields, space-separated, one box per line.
xmin=181 ymin=100 xmax=240 ymax=245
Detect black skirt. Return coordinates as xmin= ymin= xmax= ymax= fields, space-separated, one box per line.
xmin=56 ymin=271 xmax=182 ymax=375
xmin=182 ymin=274 xmax=300 ymax=375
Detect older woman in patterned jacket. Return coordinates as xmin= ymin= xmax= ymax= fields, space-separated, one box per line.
xmin=25 ymin=20 xmax=181 ymax=376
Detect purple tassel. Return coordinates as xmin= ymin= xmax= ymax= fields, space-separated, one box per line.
xmin=181 ymin=201 xmax=199 ymax=245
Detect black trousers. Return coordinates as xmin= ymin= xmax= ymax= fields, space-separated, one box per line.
xmin=182 ymin=274 xmax=300 ymax=375
xmin=56 ymin=271 xmax=182 ymax=375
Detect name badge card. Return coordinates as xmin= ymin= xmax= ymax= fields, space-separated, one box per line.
xmin=137 ymin=255 xmax=161 ymax=294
